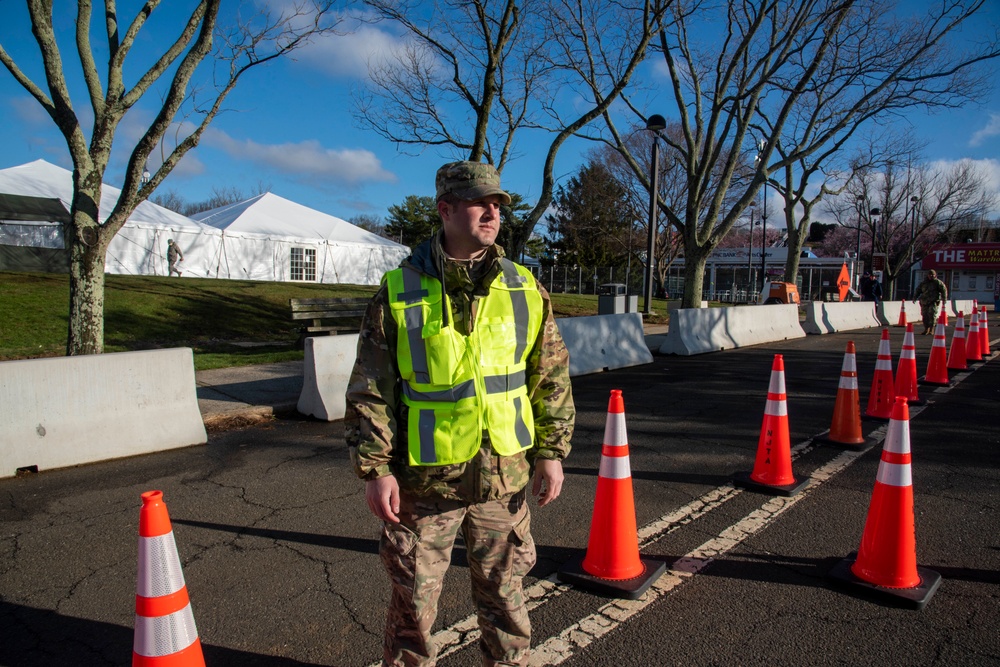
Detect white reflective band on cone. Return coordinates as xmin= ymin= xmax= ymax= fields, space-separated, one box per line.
xmin=838 ymin=376 xmax=859 ymax=391
xmin=883 ymin=421 xmax=911 ymax=455
xmin=603 ymin=413 xmax=627 ymax=447
xmin=876 ymin=461 xmax=912 ymax=487
xmin=875 ymin=358 xmax=892 ymax=370
xmin=137 ymin=533 xmax=186 ymax=597
xmin=768 ymin=372 xmax=786 ymax=394
xmin=599 ymin=454 xmax=631 ymax=480
xmin=765 ymin=398 xmax=788 ymax=417
xmin=134 ymin=605 xmax=199 ymax=657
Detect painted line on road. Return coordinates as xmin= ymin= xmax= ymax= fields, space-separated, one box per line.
xmin=367 ymin=353 xmax=991 ymax=666
xmin=527 ymin=446 xmax=868 ymax=665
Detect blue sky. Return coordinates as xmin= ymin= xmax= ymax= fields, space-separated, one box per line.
xmin=1 ymin=1 xmax=998 ymax=226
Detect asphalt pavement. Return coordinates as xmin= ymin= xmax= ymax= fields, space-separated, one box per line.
xmin=2 ymin=315 xmax=998 ymax=667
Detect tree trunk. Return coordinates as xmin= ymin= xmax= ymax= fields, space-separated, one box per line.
xmin=681 ymin=251 xmax=709 ymax=308
xmin=66 ymin=175 xmax=110 ymax=356
xmin=67 ymin=233 xmax=108 ymax=355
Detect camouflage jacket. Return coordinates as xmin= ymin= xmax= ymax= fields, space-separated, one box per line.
xmin=344 ymin=232 xmax=575 ymax=502
xmin=914 ymin=278 xmax=948 ymax=306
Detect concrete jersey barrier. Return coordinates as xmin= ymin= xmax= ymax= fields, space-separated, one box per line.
xmin=556 ymin=313 xmax=653 ymax=376
xmin=297 ymin=313 xmax=654 ymax=422
xmin=297 ymin=334 xmax=360 ymax=421
xmin=0 ymin=348 xmax=207 ymax=478
xmin=802 ymin=302 xmax=880 ymax=334
xmin=659 ymin=304 xmax=805 ymax=355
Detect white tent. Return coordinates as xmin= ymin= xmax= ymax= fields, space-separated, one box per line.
xmin=0 ymin=160 xmax=225 ymax=277
xmin=0 ymin=160 xmax=409 ymax=285
xmin=193 ymin=192 xmax=409 ymax=284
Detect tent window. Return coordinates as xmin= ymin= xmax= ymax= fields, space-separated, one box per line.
xmin=291 ymin=247 xmax=316 ymax=281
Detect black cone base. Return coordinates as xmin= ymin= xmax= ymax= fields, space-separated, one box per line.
xmin=732 ymin=470 xmax=808 ymax=497
xmin=918 ymin=375 xmax=953 ymax=388
xmin=827 ymin=555 xmax=942 ymax=611
xmin=557 ymin=554 xmax=666 ymax=600
xmin=812 ymin=430 xmax=878 ymax=451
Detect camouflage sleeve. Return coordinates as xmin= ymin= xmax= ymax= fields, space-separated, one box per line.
xmin=526 ymin=282 xmax=575 ymax=461
xmin=344 ymin=285 xmax=400 ymax=480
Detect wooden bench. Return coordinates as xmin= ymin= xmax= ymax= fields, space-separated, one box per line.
xmin=290 ymin=297 xmax=370 ymax=338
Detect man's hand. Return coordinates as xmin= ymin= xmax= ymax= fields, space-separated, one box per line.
xmin=532 ymin=458 xmax=564 ymax=507
xmin=366 ymin=475 xmax=400 ymax=523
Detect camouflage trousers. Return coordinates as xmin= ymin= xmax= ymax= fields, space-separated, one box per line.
xmin=920 ymin=301 xmax=942 ymax=330
xmin=379 ymin=489 xmax=536 ymax=667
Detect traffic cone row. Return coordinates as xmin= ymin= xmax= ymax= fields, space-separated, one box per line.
xmin=919 ymin=309 xmax=951 ymax=386
xmin=864 ymin=329 xmax=895 ymax=421
xmin=557 ymin=390 xmax=666 ymax=599
xmin=947 ymin=311 xmax=967 ymax=371
xmin=894 ymin=324 xmax=923 ymax=406
xmin=827 ymin=397 xmax=942 ymax=610
xmin=733 ymin=355 xmax=808 ymax=496
xmin=967 ymin=309 xmax=983 ymax=364
xmin=814 ymin=342 xmax=874 ymax=450
xmin=980 ymin=305 xmax=991 ymax=356
xmin=133 ymin=491 xmax=205 ymax=667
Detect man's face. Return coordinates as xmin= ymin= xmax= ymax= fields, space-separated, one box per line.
xmin=438 ymin=195 xmax=502 ymax=259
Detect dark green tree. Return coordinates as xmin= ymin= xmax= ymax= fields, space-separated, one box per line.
xmin=384 ymin=195 xmax=440 ymax=247
xmin=497 ymin=193 xmax=534 ymax=262
xmin=546 ymin=162 xmax=632 ymax=271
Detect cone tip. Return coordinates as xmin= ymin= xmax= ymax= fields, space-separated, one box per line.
xmin=846 ymin=340 xmax=855 ymax=353
xmin=881 ymin=328 xmax=889 ymax=338
xmin=891 ymin=395 xmax=910 ymax=422
xmin=139 ymin=490 xmax=172 ymax=537
xmin=906 ymin=322 xmax=913 ymax=332
xmin=772 ymin=354 xmax=784 ymax=370
xmin=608 ymin=389 xmax=624 ymax=413
xmin=141 ymin=490 xmax=164 ymax=504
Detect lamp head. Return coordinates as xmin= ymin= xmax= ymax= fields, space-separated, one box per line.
xmin=646 ymin=114 xmax=666 ymax=132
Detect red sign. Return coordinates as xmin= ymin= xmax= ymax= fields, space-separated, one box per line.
xmin=920 ymin=243 xmax=1000 ymax=269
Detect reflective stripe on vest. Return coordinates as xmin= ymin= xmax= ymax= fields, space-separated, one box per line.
xmin=386 ymin=259 xmax=542 ymax=465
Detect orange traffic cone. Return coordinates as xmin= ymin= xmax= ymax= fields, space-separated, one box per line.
xmin=827 ymin=397 xmax=942 ymax=609
xmin=894 ymin=323 xmax=924 ymax=406
xmin=966 ymin=308 xmax=983 ymax=363
xmin=896 ymin=300 xmax=907 ymax=327
xmin=557 ymin=390 xmax=665 ymax=599
xmin=980 ymin=305 xmax=991 ymax=356
xmin=919 ymin=310 xmax=951 ymax=387
xmin=733 ymin=355 xmax=808 ymax=496
xmin=863 ymin=328 xmax=895 ymax=421
xmin=133 ymin=491 xmax=205 ymax=667
xmin=946 ymin=311 xmax=967 ymax=371
xmin=815 ymin=342 xmax=875 ymax=450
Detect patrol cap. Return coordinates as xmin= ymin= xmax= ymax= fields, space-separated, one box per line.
xmin=435 ymin=161 xmax=511 ymax=205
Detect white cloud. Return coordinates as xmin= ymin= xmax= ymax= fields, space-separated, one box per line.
xmin=969 ymin=112 xmax=1000 ymax=147
xmin=204 ymin=128 xmax=397 ymax=185
xmin=299 ymin=22 xmax=411 ymax=79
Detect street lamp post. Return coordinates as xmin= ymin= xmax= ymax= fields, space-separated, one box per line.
xmin=644 ymin=114 xmax=666 ymax=314
xmin=908 ymin=195 xmax=919 ymax=294
xmin=869 ymin=207 xmax=881 ymax=270
xmin=854 ymin=195 xmax=864 ymax=287
xmin=747 ymin=201 xmax=756 ymax=302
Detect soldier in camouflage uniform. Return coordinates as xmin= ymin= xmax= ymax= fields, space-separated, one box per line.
xmin=912 ymin=269 xmax=949 ymax=334
xmin=345 ymin=160 xmax=575 ymax=667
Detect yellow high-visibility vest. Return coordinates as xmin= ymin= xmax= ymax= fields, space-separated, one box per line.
xmin=385 ymin=259 xmax=543 ymax=466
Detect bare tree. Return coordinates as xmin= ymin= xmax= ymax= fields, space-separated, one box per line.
xmin=0 ymin=1 xmax=345 ymax=354
xmin=826 ymin=159 xmax=998 ymax=298
xmin=354 ymin=0 xmax=674 ymax=260
xmin=602 ymin=0 xmax=999 ymax=307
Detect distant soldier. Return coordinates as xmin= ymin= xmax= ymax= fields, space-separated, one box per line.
xmin=345 ymin=161 xmax=576 ymax=666
xmin=167 ymin=239 xmax=184 ymax=277
xmin=912 ymin=269 xmax=949 ymax=334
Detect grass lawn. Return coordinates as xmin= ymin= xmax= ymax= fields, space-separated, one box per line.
xmin=0 ymin=271 xmax=670 ymax=370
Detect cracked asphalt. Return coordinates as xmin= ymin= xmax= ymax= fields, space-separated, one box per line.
xmin=2 ymin=316 xmax=998 ymax=666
